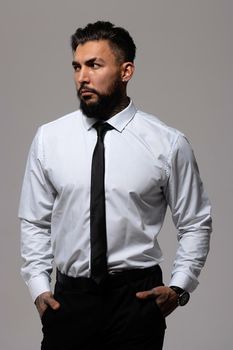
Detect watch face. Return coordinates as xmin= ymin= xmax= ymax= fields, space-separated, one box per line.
xmin=179 ymin=291 xmax=190 ymax=306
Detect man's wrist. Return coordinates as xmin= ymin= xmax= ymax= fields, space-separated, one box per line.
xmin=170 ymin=285 xmax=190 ymax=306
xmin=170 ymin=285 xmax=184 ymax=294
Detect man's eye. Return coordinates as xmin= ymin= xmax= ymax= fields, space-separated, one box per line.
xmin=91 ymin=63 xmax=100 ymax=69
xmin=73 ymin=65 xmax=80 ymax=72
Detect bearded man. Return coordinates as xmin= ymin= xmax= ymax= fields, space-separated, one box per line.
xmin=18 ymin=21 xmax=212 ymax=350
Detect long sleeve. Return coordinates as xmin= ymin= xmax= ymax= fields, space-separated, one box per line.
xmin=18 ymin=104 xmax=213 ymax=301
xmin=165 ymin=134 xmax=212 ymax=292
xmin=18 ymin=127 xmax=56 ymax=301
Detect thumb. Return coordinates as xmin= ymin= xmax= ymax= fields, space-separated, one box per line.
xmin=46 ymin=295 xmax=60 ymax=310
xmin=136 ymin=289 xmax=157 ymax=299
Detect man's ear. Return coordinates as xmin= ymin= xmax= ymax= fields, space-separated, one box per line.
xmin=121 ymin=62 xmax=135 ymax=82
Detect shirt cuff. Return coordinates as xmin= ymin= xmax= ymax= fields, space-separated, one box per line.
xmin=169 ymin=271 xmax=199 ymax=293
xmin=27 ymin=274 xmax=51 ymax=302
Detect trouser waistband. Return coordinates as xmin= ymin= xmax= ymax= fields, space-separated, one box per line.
xmin=56 ymin=265 xmax=162 ymax=291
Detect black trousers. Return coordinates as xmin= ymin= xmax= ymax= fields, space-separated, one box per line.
xmin=41 ymin=265 xmax=166 ymax=350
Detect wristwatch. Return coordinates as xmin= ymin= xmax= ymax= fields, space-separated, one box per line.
xmin=170 ymin=286 xmax=190 ymax=306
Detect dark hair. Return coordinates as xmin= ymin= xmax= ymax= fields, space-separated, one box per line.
xmin=71 ymin=21 xmax=136 ymax=63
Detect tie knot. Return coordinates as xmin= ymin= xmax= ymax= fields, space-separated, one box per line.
xmin=93 ymin=122 xmax=113 ymax=140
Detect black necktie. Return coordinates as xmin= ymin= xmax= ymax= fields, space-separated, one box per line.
xmin=90 ymin=122 xmax=113 ymax=284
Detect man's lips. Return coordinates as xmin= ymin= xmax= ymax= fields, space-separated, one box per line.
xmin=79 ymin=88 xmax=96 ymax=96
xmin=81 ymin=89 xmax=92 ymax=94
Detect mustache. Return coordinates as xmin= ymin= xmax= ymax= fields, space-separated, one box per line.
xmin=78 ymin=85 xmax=99 ymax=96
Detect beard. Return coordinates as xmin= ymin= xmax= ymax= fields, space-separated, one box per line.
xmin=77 ymin=78 xmax=124 ymax=121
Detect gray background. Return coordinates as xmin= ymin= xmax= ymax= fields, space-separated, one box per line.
xmin=1 ymin=0 xmax=232 ymax=349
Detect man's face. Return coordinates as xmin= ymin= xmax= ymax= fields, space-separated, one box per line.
xmin=72 ymin=40 xmax=125 ymax=119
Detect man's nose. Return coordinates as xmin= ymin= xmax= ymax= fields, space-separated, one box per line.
xmin=77 ymin=67 xmax=90 ymax=85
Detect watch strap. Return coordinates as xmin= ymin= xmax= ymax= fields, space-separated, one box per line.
xmin=170 ymin=286 xmax=185 ymax=295
xmin=170 ymin=286 xmax=190 ymax=306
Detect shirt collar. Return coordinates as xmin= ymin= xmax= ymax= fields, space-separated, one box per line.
xmin=81 ymin=99 xmax=137 ymax=132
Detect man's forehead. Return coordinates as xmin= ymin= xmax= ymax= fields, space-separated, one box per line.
xmin=74 ymin=40 xmax=115 ymax=61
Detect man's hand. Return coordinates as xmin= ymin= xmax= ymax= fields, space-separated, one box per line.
xmin=35 ymin=291 xmax=60 ymax=319
xmin=136 ymin=286 xmax=178 ymax=317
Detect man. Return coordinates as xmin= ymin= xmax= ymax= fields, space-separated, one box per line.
xmin=18 ymin=21 xmax=212 ymax=350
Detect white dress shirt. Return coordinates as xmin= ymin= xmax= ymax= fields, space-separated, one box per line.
xmin=18 ymin=100 xmax=212 ymax=301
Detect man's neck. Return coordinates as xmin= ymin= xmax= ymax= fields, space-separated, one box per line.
xmin=106 ymin=96 xmax=130 ymax=119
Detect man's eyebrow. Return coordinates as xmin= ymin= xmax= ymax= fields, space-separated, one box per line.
xmin=72 ymin=60 xmax=80 ymax=67
xmin=72 ymin=57 xmax=104 ymax=66
xmin=86 ymin=57 xmax=98 ymax=64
